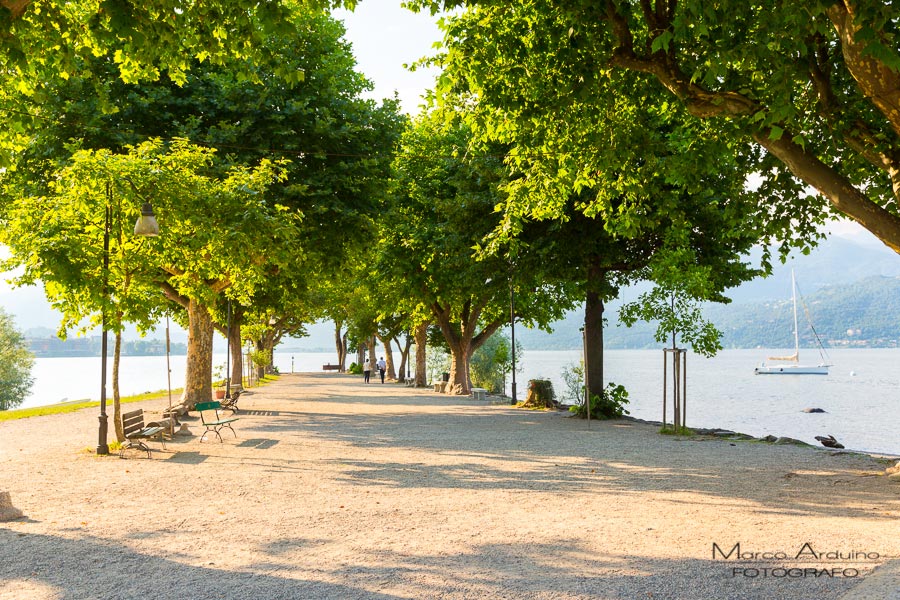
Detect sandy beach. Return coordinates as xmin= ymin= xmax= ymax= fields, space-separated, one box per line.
xmin=1 ymin=372 xmax=898 ymax=600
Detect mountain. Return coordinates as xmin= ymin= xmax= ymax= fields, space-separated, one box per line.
xmin=516 ymin=232 xmax=900 ymax=350
xmin=515 ymin=275 xmax=900 ymax=350
xmin=3 ymin=229 xmax=900 ymax=350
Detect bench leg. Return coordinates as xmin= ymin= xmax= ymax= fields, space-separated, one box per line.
xmin=119 ymin=440 xmax=152 ymax=459
xmin=200 ymin=427 xmax=223 ymax=443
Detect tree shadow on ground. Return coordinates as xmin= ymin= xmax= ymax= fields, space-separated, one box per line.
xmin=0 ymin=527 xmax=874 ymax=600
xmin=235 ymin=387 xmax=899 ymax=524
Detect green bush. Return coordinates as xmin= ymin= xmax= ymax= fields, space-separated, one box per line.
xmin=570 ymin=382 xmax=630 ymax=420
xmin=470 ymin=333 xmax=522 ymax=393
xmin=348 ymin=362 xmax=363 ymax=375
xmin=0 ymin=308 xmax=34 ymax=411
xmin=560 ymin=362 xmax=584 ymax=405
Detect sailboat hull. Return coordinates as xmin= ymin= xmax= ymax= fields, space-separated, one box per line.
xmin=754 ymin=364 xmax=829 ymax=375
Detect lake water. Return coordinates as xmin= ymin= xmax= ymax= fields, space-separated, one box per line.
xmin=17 ymin=349 xmax=900 ymax=456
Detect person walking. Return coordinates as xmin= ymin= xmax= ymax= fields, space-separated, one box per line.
xmin=363 ymin=358 xmax=372 ymax=384
xmin=377 ymin=357 xmax=386 ymax=383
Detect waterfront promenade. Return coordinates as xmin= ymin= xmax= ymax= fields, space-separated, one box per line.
xmin=1 ymin=373 xmax=898 ymax=599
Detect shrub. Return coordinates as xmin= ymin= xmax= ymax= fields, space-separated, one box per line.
xmin=570 ymin=382 xmax=630 ymax=420
xmin=0 ymin=308 xmax=34 ymax=411
xmin=560 ymin=362 xmax=584 ymax=405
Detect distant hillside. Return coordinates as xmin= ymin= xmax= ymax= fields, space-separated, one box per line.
xmin=709 ymin=276 xmax=900 ymax=348
xmin=4 ymin=228 xmax=900 ymax=351
xmin=517 ymin=276 xmax=900 ymax=350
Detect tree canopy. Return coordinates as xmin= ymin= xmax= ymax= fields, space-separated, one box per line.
xmin=0 ymin=306 xmax=33 ymax=410
xmin=412 ymin=0 xmax=900 ymax=253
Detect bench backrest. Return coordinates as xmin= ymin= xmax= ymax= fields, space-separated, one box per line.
xmin=195 ymin=401 xmax=222 ymax=423
xmin=122 ymin=409 xmax=146 ymax=437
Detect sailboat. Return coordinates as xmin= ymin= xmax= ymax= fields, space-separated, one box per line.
xmin=754 ymin=270 xmax=831 ymax=375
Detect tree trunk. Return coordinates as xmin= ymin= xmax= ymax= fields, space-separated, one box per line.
xmin=367 ymin=336 xmax=376 ymax=367
xmin=112 ymin=327 xmax=124 ymax=442
xmin=182 ymin=298 xmax=215 ymax=410
xmin=584 ymin=264 xmax=606 ymax=402
xmin=378 ymin=334 xmax=397 ymax=381
xmin=334 ymin=320 xmax=346 ymax=372
xmin=445 ymin=337 xmax=472 ymax=394
xmin=228 ymin=316 xmax=242 ymax=390
xmin=395 ymin=336 xmax=412 ymax=382
xmin=415 ymin=322 xmax=427 ymax=386
xmin=432 ymin=301 xmax=504 ymax=396
xmin=253 ymin=339 xmax=267 ymax=380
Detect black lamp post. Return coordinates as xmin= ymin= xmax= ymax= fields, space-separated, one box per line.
xmin=97 ymin=183 xmax=158 ymax=456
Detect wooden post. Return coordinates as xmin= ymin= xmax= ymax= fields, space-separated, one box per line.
xmin=674 ymin=350 xmax=681 ymax=431
xmin=684 ymin=352 xmax=688 ymax=427
xmin=662 ymin=349 xmax=667 ymax=428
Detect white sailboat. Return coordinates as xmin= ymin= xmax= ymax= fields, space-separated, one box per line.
xmin=754 ymin=270 xmax=831 ymax=375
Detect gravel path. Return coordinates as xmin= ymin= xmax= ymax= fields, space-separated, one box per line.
xmin=1 ymin=372 xmax=898 ymax=599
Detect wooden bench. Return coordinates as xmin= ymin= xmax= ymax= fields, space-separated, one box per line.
xmin=120 ymin=409 xmax=166 ymax=458
xmin=195 ymin=401 xmax=239 ymax=443
xmin=218 ymin=389 xmax=242 ymax=413
xmin=322 ymin=364 xmax=341 ymax=371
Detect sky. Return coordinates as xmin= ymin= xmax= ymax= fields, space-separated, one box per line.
xmin=333 ymin=0 xmax=444 ymax=114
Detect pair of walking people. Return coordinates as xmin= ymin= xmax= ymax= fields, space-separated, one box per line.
xmin=363 ymin=357 xmax=387 ymax=383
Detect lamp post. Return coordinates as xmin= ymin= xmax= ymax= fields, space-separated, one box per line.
xmin=97 ymin=183 xmax=158 ymax=456
xmin=510 ymin=285 xmax=517 ymax=405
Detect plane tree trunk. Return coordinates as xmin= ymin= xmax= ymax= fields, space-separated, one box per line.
xmin=414 ymin=322 xmax=427 ymax=386
xmin=432 ymin=300 xmax=504 ymax=395
xmin=584 ymin=263 xmax=608 ymax=402
xmin=183 ymin=298 xmax=215 ymax=410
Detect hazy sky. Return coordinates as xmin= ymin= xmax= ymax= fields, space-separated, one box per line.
xmin=334 ymin=0 xmax=443 ymax=114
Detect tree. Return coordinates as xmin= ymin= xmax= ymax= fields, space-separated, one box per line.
xmin=469 ymin=332 xmax=517 ymax=394
xmin=1 ymin=140 xmax=300 ymax=411
xmin=414 ymin=0 xmax=900 ymax=254
xmin=1 ymin=9 xmax=402 ymax=399
xmin=0 ymin=307 xmax=34 ymax=410
xmin=384 ymin=110 xmax=574 ymax=394
xmin=0 ymin=0 xmax=358 ymax=169
xmin=407 ymin=3 xmax=825 ymax=400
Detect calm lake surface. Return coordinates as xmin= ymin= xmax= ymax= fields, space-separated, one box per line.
xmin=18 ymin=349 xmax=900 ymax=456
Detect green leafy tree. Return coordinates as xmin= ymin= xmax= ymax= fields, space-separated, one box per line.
xmin=2 ymin=10 xmax=402 ymax=394
xmin=414 ymin=0 xmax=900 ymax=253
xmin=0 ymin=307 xmax=34 ymax=410
xmin=406 ymin=6 xmax=804 ymax=400
xmin=1 ymin=140 xmax=299 ymax=412
xmin=384 ymin=110 xmax=575 ymax=394
xmin=469 ymin=332 xmax=518 ymax=394
xmin=0 ymin=0 xmax=357 ymax=168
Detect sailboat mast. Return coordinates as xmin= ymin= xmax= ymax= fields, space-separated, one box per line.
xmin=792 ymin=269 xmax=800 ymax=359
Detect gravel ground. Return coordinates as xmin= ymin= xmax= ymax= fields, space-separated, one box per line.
xmin=1 ymin=372 xmax=898 ymax=600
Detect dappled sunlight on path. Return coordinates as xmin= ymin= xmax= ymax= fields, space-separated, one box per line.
xmin=1 ymin=372 xmax=897 ymax=599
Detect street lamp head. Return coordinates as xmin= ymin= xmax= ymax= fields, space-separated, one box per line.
xmin=134 ymin=202 xmax=159 ymax=237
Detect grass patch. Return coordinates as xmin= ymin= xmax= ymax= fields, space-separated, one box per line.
xmin=0 ymin=388 xmax=183 ymax=423
xmin=659 ymin=425 xmax=695 ymax=436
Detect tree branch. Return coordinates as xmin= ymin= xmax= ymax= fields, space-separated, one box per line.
xmin=754 ymin=129 xmax=900 ymax=252
xmin=158 ymin=280 xmax=189 ymax=309
xmin=0 ymin=0 xmax=30 ymax=19
xmin=828 ymin=2 xmax=900 ymax=138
